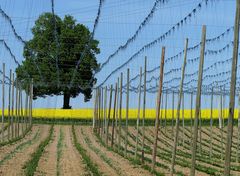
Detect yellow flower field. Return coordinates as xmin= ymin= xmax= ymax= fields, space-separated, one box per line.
xmin=0 ymin=108 xmax=238 ymax=120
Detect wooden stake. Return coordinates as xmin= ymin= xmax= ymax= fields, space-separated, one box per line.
xmin=115 ymin=78 xmax=119 ymax=143
xmin=118 ymin=73 xmax=123 ymax=152
xmin=103 ymin=86 xmax=107 ymax=140
xmin=152 ymin=47 xmax=165 ymax=171
xmin=172 ymin=91 xmax=175 ymax=139
xmin=1 ymin=63 xmax=5 ymax=142
xmin=7 ymin=69 xmax=12 ymax=141
xmin=190 ymin=25 xmax=206 ymax=176
xmin=224 ymin=0 xmax=240 ymax=174
xmin=182 ymin=92 xmax=185 ymax=146
xmin=15 ymin=80 xmax=18 ymax=138
xmin=106 ymin=85 xmax=113 ymax=145
xmin=210 ymin=87 xmax=214 ymax=159
xmin=141 ymin=57 xmax=147 ymax=164
xmin=135 ymin=67 xmax=142 ymax=159
xmin=190 ymin=92 xmax=193 ymax=140
xmin=111 ymin=83 xmax=118 ymax=147
xmin=237 ymin=91 xmax=240 ymax=162
xmin=11 ymin=73 xmax=14 ymax=140
xmin=164 ymin=90 xmax=168 ymax=134
xmin=170 ymin=38 xmax=188 ymax=175
xmin=124 ymin=68 xmax=130 ymax=157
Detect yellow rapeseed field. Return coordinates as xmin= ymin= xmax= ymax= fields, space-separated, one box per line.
xmin=0 ymin=108 xmax=237 ymax=120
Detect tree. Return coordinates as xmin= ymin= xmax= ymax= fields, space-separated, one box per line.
xmin=16 ymin=13 xmax=100 ymax=109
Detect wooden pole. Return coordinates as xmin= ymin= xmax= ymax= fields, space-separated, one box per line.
xmin=210 ymin=87 xmax=214 ymax=159
xmin=190 ymin=92 xmax=193 ymax=140
xmin=98 ymin=88 xmax=101 ymax=135
xmin=164 ymin=90 xmax=168 ymax=134
xmin=93 ymin=89 xmax=97 ymax=130
xmin=224 ymin=0 xmax=240 ymax=174
xmin=11 ymin=73 xmax=14 ymax=140
xmin=29 ymin=80 xmax=33 ymax=126
xmin=17 ymin=85 xmax=21 ymax=137
xmin=111 ymin=83 xmax=118 ymax=147
xmin=170 ymin=38 xmax=188 ymax=175
xmin=1 ymin=63 xmax=5 ymax=142
xmin=24 ymin=89 xmax=28 ymax=131
xmin=172 ymin=91 xmax=175 ymax=139
xmin=237 ymin=91 xmax=240 ymax=162
xmin=115 ymin=78 xmax=119 ymax=143
xmin=118 ymin=73 xmax=123 ymax=152
xmin=124 ymin=68 xmax=130 ymax=157
xmin=101 ymin=88 xmax=104 ymax=138
xmin=182 ymin=92 xmax=185 ymax=146
xmin=15 ymin=79 xmax=18 ymax=138
xmin=141 ymin=57 xmax=147 ymax=164
xmin=220 ymin=87 xmax=224 ymax=160
xmin=7 ymin=69 xmax=12 ymax=141
xmin=106 ymin=85 xmax=113 ymax=145
xmin=20 ymin=88 xmax=24 ymax=136
xmin=190 ymin=25 xmax=206 ymax=176
xmin=152 ymin=47 xmax=165 ymax=171
xmin=135 ymin=67 xmax=142 ymax=159
xmin=103 ymin=86 xmax=107 ymax=141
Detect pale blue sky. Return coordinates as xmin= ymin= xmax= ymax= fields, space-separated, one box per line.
xmin=0 ymin=0 xmax=238 ymax=111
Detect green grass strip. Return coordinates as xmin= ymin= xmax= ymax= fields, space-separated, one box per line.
xmin=23 ymin=125 xmax=54 ymax=176
xmin=72 ymin=125 xmax=101 ymax=176
xmin=57 ymin=127 xmax=64 ymax=176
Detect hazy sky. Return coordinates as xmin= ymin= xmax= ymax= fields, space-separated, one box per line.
xmin=0 ymin=0 xmax=238 ymax=110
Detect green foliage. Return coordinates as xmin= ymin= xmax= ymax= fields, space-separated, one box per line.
xmin=16 ymin=13 xmax=100 ymax=107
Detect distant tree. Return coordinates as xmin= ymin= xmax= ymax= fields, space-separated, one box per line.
xmin=16 ymin=13 xmax=100 ymax=109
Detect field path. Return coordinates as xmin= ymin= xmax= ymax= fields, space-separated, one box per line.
xmin=60 ymin=125 xmax=88 ymax=176
xmin=35 ymin=126 xmax=60 ymax=176
xmin=0 ymin=125 xmax=50 ymax=175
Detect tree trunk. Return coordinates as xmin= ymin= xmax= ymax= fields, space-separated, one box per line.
xmin=63 ymin=92 xmax=71 ymax=109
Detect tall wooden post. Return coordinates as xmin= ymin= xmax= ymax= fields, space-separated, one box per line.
xmin=219 ymin=87 xmax=224 ymax=160
xmin=210 ymin=87 xmax=214 ymax=159
xmin=106 ymin=85 xmax=113 ymax=145
xmin=11 ymin=73 xmax=15 ymax=140
xmin=170 ymin=38 xmax=188 ymax=175
xmin=29 ymin=80 xmax=33 ymax=126
xmin=135 ymin=67 xmax=142 ymax=159
xmin=20 ymin=88 xmax=24 ymax=136
xmin=124 ymin=68 xmax=130 ymax=157
xmin=164 ymin=90 xmax=168 ymax=134
xmin=103 ymin=86 xmax=107 ymax=140
xmin=141 ymin=56 xmax=147 ymax=164
xmin=190 ymin=26 xmax=206 ymax=176
xmin=1 ymin=63 xmax=5 ymax=142
xmin=24 ymin=90 xmax=29 ymax=130
xmin=7 ymin=69 xmax=12 ymax=141
xmin=118 ymin=73 xmax=123 ymax=152
xmin=182 ymin=92 xmax=185 ymax=146
xmin=190 ymin=92 xmax=193 ymax=139
xmin=93 ymin=89 xmax=97 ymax=130
xmin=237 ymin=91 xmax=240 ymax=162
xmin=111 ymin=83 xmax=118 ymax=147
xmin=172 ymin=91 xmax=175 ymax=139
xmin=17 ymin=85 xmax=21 ymax=137
xmin=115 ymin=78 xmax=119 ymax=142
xmin=152 ymin=47 xmax=165 ymax=171
xmin=224 ymin=0 xmax=240 ymax=175
xmin=15 ymin=80 xmax=19 ymax=138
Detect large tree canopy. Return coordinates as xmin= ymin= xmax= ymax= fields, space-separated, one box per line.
xmin=16 ymin=13 xmax=100 ymax=109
